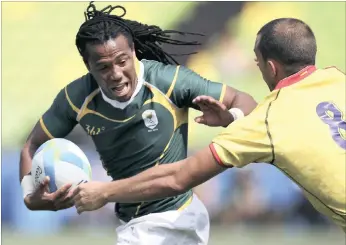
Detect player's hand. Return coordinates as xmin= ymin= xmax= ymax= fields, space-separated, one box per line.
xmin=72 ymin=181 xmax=108 ymax=214
xmin=24 ymin=176 xmax=74 ymax=211
xmin=193 ymin=95 xmax=233 ymax=127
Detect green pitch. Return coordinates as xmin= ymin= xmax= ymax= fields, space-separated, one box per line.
xmin=2 ymin=226 xmax=345 ymax=245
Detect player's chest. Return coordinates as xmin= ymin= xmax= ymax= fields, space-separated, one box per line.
xmin=78 ymin=102 xmax=175 ymax=149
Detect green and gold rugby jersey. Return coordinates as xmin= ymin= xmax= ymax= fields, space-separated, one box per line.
xmin=41 ymin=58 xmax=226 ymax=222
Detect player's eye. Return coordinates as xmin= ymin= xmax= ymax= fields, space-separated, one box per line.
xmin=117 ymin=58 xmax=127 ymax=67
xmin=99 ymin=66 xmax=108 ymax=71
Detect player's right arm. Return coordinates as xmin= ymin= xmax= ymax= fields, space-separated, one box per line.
xmin=21 ymin=87 xmax=79 ymax=211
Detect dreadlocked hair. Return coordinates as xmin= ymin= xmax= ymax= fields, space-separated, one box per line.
xmin=76 ymin=2 xmax=203 ymax=65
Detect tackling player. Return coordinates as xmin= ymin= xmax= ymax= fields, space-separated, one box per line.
xmin=20 ymin=2 xmax=257 ymax=245
xmin=73 ymin=18 xmax=346 ymax=232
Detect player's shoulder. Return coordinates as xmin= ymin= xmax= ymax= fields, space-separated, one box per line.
xmin=321 ymin=66 xmax=345 ymax=80
xmin=141 ymin=59 xmax=179 ymax=92
xmin=64 ymin=73 xmax=98 ymax=107
xmin=245 ymin=92 xmax=280 ymax=120
xmin=305 ymin=66 xmax=345 ymax=84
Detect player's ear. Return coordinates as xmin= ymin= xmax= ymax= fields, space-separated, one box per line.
xmin=267 ymin=60 xmax=277 ymax=78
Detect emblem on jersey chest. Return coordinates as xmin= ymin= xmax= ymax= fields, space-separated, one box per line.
xmin=142 ymin=109 xmax=158 ymax=132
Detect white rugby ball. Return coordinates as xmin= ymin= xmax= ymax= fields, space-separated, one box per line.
xmin=31 ymin=138 xmax=92 ymax=192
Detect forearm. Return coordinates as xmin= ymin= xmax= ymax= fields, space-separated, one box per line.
xmin=103 ymin=163 xmax=183 ymax=203
xmin=231 ymin=90 xmax=257 ymax=116
xmin=223 ymin=86 xmax=257 ymax=114
xmin=103 ymin=147 xmax=224 ymax=203
xmin=20 ymin=144 xmax=35 ymax=181
xmin=21 ymin=143 xmax=56 ymax=211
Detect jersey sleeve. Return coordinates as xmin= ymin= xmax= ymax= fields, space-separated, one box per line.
xmin=209 ymin=102 xmax=273 ymax=168
xmin=169 ymin=65 xmax=226 ymax=109
xmin=40 ymin=87 xmax=78 ymax=138
xmin=143 ymin=60 xmax=226 ymax=109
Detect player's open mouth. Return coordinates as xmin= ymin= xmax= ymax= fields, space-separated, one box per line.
xmin=112 ymin=84 xmax=126 ymax=92
xmin=111 ymin=82 xmax=130 ymax=97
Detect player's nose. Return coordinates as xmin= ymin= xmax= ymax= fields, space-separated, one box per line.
xmin=109 ymin=65 xmax=123 ymax=82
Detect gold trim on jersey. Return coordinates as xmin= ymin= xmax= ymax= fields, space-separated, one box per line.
xmin=76 ymin=88 xmax=136 ymax=123
xmin=133 ymin=82 xmax=188 ymax=217
xmin=166 ymin=66 xmax=180 ymax=98
xmin=39 ymin=117 xmax=54 ymax=139
xmin=178 ymin=196 xmax=193 ymax=211
xmin=65 ymin=87 xmax=80 ymax=114
xmin=76 ymin=88 xmax=101 ymax=121
xmin=144 ymin=82 xmax=188 ymax=130
xmin=143 ymin=82 xmax=188 ymax=154
xmin=219 ymin=84 xmax=227 ymax=103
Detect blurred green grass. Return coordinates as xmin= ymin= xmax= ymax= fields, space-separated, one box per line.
xmin=2 ymin=226 xmax=345 ymax=245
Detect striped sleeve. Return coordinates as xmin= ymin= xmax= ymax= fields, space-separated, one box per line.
xmin=168 ymin=65 xmax=226 ymax=109
xmin=143 ymin=60 xmax=226 ymax=109
xmin=41 ymin=87 xmax=78 ymax=138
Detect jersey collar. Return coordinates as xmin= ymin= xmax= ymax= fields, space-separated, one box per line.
xmin=274 ymin=65 xmax=317 ymax=90
xmin=100 ymin=58 xmax=144 ymax=109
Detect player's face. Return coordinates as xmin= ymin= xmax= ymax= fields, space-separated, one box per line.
xmin=85 ymin=34 xmax=137 ymax=102
xmin=254 ymin=35 xmax=277 ymax=91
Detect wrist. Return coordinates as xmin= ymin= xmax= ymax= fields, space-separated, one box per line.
xmin=102 ymin=182 xmax=113 ymax=203
xmin=223 ymin=108 xmax=244 ymax=127
xmin=222 ymin=112 xmax=233 ymax=127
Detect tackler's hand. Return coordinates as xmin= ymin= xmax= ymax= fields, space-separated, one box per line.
xmin=72 ymin=181 xmax=108 ymax=214
xmin=193 ymin=95 xmax=233 ymax=127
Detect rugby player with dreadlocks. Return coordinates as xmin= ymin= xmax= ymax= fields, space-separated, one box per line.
xmin=20 ymin=2 xmax=256 ymax=244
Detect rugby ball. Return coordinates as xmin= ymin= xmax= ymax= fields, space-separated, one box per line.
xmin=31 ymin=138 xmax=92 ymax=192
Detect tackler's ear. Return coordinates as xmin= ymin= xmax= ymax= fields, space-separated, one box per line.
xmin=267 ymin=60 xmax=277 ymax=78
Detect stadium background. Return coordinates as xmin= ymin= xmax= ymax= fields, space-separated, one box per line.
xmin=2 ymin=1 xmax=345 ymax=245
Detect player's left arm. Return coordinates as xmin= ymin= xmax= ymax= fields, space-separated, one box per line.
xmin=170 ymin=65 xmax=257 ymax=115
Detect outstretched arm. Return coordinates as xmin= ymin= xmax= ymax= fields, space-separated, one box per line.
xmin=73 ymin=103 xmax=273 ymax=214
xmin=72 ymin=146 xmax=226 ymax=214
xmin=105 ymin=146 xmax=225 ymax=203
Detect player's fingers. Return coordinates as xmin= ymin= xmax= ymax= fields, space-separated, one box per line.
xmin=72 ymin=193 xmax=82 ymax=203
xmin=206 ymin=98 xmax=226 ymax=111
xmin=38 ymin=176 xmax=50 ymax=191
xmin=195 ymin=97 xmax=223 ymax=111
xmin=76 ymin=206 xmax=84 ymax=215
xmin=75 ymin=199 xmax=87 ymax=214
xmin=62 ymin=198 xmax=75 ymax=208
xmin=194 ymin=116 xmax=207 ymax=125
xmin=54 ymin=198 xmax=74 ymax=210
xmin=71 ymin=186 xmax=82 ymax=199
xmin=193 ymin=95 xmax=211 ymax=104
xmin=194 ymin=101 xmax=209 ymax=111
xmin=53 ymin=183 xmax=73 ymax=200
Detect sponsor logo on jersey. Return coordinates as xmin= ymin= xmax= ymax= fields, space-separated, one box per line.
xmin=85 ymin=125 xmax=105 ymax=135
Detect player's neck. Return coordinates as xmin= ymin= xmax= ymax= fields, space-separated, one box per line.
xmin=274 ymin=65 xmax=316 ymax=90
xmin=101 ymin=78 xmax=143 ymax=109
